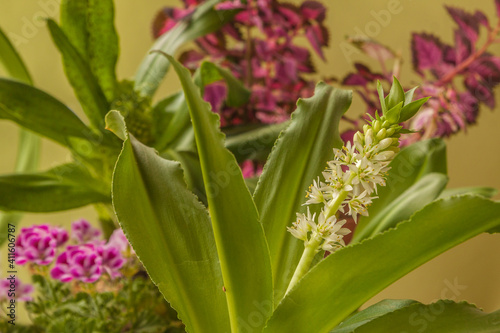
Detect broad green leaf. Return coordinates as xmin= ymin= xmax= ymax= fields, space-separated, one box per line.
xmin=199 ymin=61 xmax=251 ymax=107
xmin=111 ymin=120 xmax=230 ymax=332
xmin=47 ymin=19 xmax=109 ymax=129
xmin=134 ymin=0 xmax=237 ymax=97
xmin=0 ymin=163 xmax=109 ymax=212
xmin=225 ymin=121 xmax=289 ymax=163
xmin=0 ymin=78 xmax=94 ymax=147
xmin=354 ymin=173 xmax=448 ymax=240
xmin=438 ymin=186 xmax=497 ymax=199
xmin=253 ymin=83 xmax=352 ymax=302
xmin=263 ymin=195 xmax=500 ymax=333
xmin=161 ymin=149 xmax=207 ymax=206
xmin=167 ymin=55 xmax=273 ymax=332
xmin=341 ymin=300 xmax=500 ymax=333
xmin=0 ymin=27 xmax=40 ymax=245
xmin=152 ymin=91 xmax=188 ymax=150
xmin=353 ymin=138 xmax=446 ymax=242
xmin=0 ymin=27 xmax=32 ymax=84
xmin=331 ymin=299 xmax=418 ymax=333
xmin=61 ymin=0 xmax=119 ymax=102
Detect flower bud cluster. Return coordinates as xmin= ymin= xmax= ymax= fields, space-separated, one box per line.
xmin=288 ymin=115 xmax=403 ymax=252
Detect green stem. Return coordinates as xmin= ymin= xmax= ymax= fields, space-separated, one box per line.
xmin=285 ymin=234 xmax=322 ymax=295
xmin=285 ymin=173 xmax=357 ymax=295
xmin=325 ymin=172 xmax=357 ymax=218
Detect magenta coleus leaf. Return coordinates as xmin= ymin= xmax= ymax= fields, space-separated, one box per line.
xmin=464 ymin=75 xmax=496 ymax=108
xmin=454 ymin=30 xmax=473 ymax=64
xmin=411 ymin=33 xmax=445 ymax=74
xmin=474 ymin=10 xmax=490 ymax=28
xmin=445 ymin=6 xmax=480 ymax=44
xmin=305 ymin=23 xmax=329 ymax=60
xmin=300 ymin=0 xmax=326 ymax=22
xmin=496 ymin=0 xmax=500 ymax=18
xmin=469 ymin=56 xmax=500 ymax=84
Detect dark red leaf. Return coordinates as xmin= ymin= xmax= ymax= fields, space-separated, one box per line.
xmin=469 ymin=56 xmax=500 ymax=84
xmin=304 ymin=24 xmax=328 ymax=60
xmin=454 ymin=29 xmax=472 ymax=64
xmin=411 ymin=33 xmax=445 ymax=74
xmin=474 ymin=10 xmax=490 ymax=29
xmin=300 ymin=1 xmax=326 ymax=22
xmin=204 ymin=82 xmax=228 ymax=112
xmin=464 ymin=75 xmax=495 ymax=108
xmin=445 ymin=6 xmax=480 ymax=44
xmin=496 ymin=0 xmax=500 ymax=18
xmin=277 ymin=3 xmax=303 ymax=28
xmin=342 ymin=73 xmax=369 ymax=86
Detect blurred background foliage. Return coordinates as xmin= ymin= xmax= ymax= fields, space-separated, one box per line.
xmin=0 ymin=0 xmax=499 ymax=324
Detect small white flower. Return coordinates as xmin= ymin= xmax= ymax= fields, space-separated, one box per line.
xmin=287 ymin=208 xmax=315 ymax=242
xmin=347 ymin=191 xmax=374 ymax=223
xmin=305 ymin=179 xmax=326 ymax=205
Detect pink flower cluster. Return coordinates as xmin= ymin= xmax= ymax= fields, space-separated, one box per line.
xmin=0 ymin=277 xmax=33 ymax=303
xmin=16 ymin=220 xmax=131 ymax=284
xmin=341 ymin=1 xmax=500 ymax=145
xmin=153 ymin=0 xmax=329 ymax=126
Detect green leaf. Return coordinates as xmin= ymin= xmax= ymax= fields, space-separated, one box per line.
xmin=331 ymin=299 xmax=418 ymax=333
xmin=399 ymin=97 xmax=430 ymax=123
xmin=199 ymin=61 xmax=251 ymax=107
xmin=104 ymin=110 xmax=127 ymax=140
xmin=0 ymin=78 xmax=95 ymax=147
xmin=112 ymin=131 xmax=230 ymax=332
xmin=438 ymin=186 xmax=498 ymax=199
xmin=60 ymin=0 xmax=119 ymax=102
xmin=167 ymin=54 xmax=273 ymax=331
xmin=152 ymin=91 xmax=193 ymax=152
xmin=0 ymin=163 xmax=109 ymax=212
xmin=355 ymin=173 xmax=448 ymax=240
xmin=353 ymin=138 xmax=446 ymax=242
xmin=384 ymin=76 xmax=404 ymax=110
xmin=404 ymin=86 xmax=418 ymax=106
xmin=0 ymin=27 xmax=40 ymax=245
xmin=161 ymin=149 xmax=207 ymax=206
xmin=134 ymin=0 xmax=237 ymax=97
xmin=263 ymin=195 xmax=500 ymax=333
xmin=0 ymin=27 xmax=32 ymax=84
xmin=384 ymin=101 xmax=403 ymax=124
xmin=225 ymin=121 xmax=289 ymax=163
xmin=376 ymin=81 xmax=387 ymax=113
xmin=47 ymin=19 xmax=109 ymax=129
xmin=253 ymin=83 xmax=352 ymax=302
xmin=341 ymin=300 xmax=500 ymax=332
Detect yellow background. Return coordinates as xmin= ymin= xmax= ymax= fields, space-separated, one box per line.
xmin=1 ymin=0 xmax=499 ymax=324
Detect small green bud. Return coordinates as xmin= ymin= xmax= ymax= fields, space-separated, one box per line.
xmin=354 ymin=132 xmax=364 ymax=145
xmin=363 ymin=124 xmax=370 ymax=134
xmin=382 ymin=120 xmax=390 ymax=128
xmin=365 ymin=129 xmax=374 ymax=146
xmin=373 ymin=120 xmax=381 ymax=133
xmin=376 ymin=128 xmax=387 ymax=140
xmin=378 ymin=138 xmax=393 ymax=150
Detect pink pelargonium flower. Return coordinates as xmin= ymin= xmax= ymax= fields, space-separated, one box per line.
xmin=0 ymin=277 xmax=34 ymax=302
xmin=97 ymin=245 xmax=125 ymax=279
xmin=51 ymin=244 xmax=102 ymax=283
xmin=16 ymin=224 xmax=68 ymax=265
xmin=71 ymin=219 xmax=102 ymax=244
xmin=108 ymin=228 xmax=135 ymax=256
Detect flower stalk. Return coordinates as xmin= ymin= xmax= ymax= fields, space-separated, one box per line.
xmin=285 ymin=78 xmax=428 ymax=294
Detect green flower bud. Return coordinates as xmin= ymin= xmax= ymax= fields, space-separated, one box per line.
xmin=382 ymin=120 xmax=390 ymax=128
xmin=373 ymin=120 xmax=381 ymax=133
xmin=376 ymin=128 xmax=387 ymax=140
